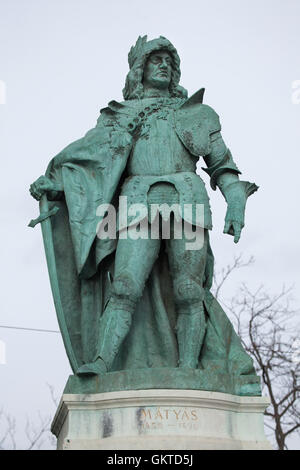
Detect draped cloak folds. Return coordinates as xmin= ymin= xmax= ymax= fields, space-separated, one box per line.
xmin=40 ymin=90 xmax=260 ymax=396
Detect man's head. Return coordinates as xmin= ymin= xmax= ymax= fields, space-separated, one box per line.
xmin=123 ymin=36 xmax=187 ymax=100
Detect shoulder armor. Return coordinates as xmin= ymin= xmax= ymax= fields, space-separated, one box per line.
xmin=196 ymin=103 xmax=221 ymax=135
xmin=174 ymin=89 xmax=221 ymax=156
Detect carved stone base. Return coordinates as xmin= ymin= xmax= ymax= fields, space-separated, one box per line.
xmin=51 ymin=389 xmax=272 ymax=450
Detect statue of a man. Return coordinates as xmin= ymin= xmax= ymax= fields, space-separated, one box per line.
xmin=29 ymin=36 xmax=258 ymax=391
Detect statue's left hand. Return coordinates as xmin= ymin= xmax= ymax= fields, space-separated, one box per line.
xmin=223 ymin=205 xmax=245 ymax=243
xmin=221 ymin=179 xmax=249 ymax=244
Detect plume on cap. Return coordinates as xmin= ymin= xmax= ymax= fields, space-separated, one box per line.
xmin=128 ymin=35 xmax=148 ymax=69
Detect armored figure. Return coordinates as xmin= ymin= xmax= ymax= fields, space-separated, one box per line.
xmin=30 ymin=36 xmax=258 ymax=393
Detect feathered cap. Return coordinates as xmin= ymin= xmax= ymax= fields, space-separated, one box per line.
xmin=123 ymin=35 xmax=187 ymax=100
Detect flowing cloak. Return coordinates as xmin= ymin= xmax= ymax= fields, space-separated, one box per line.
xmin=40 ymin=90 xmax=260 ymax=395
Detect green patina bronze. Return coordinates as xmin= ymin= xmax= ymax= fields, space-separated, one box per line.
xmin=29 ymin=36 xmax=259 ymax=396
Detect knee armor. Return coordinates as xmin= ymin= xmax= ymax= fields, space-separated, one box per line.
xmin=173 ymin=276 xmax=204 ymax=308
xmin=110 ymin=274 xmax=141 ymax=307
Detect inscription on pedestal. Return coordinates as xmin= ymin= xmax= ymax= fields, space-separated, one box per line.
xmin=136 ymin=407 xmax=200 ymax=432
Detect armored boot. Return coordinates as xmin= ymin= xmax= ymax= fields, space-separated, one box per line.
xmin=76 ymin=356 xmax=107 ymax=376
xmin=77 ymin=297 xmax=136 ymax=376
xmin=96 ymin=297 xmax=135 ymax=368
xmin=176 ymin=302 xmax=206 ymax=369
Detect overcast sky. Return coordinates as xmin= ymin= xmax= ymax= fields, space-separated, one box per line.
xmin=0 ymin=0 xmax=299 ymax=449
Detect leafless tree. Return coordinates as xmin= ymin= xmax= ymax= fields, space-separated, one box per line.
xmin=213 ymin=255 xmax=300 ymax=450
xmin=0 ymin=409 xmax=16 ymax=450
xmin=0 ymin=383 xmax=57 ymax=450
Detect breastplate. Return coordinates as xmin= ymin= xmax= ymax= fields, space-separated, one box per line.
xmin=127 ymin=103 xmax=196 ymax=176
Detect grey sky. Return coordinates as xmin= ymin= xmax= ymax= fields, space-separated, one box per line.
xmin=0 ymin=0 xmax=299 ymax=449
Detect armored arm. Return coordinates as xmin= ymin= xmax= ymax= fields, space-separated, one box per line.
xmin=202 ymin=129 xmax=258 ymax=242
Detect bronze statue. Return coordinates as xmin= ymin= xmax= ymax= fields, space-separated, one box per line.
xmin=29 ymin=36 xmax=259 ymax=396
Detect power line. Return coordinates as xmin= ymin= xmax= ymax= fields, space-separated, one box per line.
xmin=0 ymin=325 xmax=60 ymax=334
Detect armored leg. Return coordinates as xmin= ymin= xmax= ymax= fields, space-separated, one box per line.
xmin=78 ymin=225 xmax=160 ymax=376
xmin=167 ymin=227 xmax=208 ymax=368
xmin=95 ymin=275 xmax=141 ymax=370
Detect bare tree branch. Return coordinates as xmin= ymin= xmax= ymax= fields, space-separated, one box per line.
xmin=0 ymin=384 xmax=58 ymax=450
xmin=213 ymin=254 xmax=255 ymax=300
xmin=0 ymin=410 xmax=16 ymax=450
xmin=213 ymin=255 xmax=300 ymax=450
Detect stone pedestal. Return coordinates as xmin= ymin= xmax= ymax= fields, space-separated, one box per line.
xmin=51 ymin=389 xmax=272 ymax=450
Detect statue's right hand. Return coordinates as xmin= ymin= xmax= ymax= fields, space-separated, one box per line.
xmin=29 ymin=176 xmax=55 ymax=201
